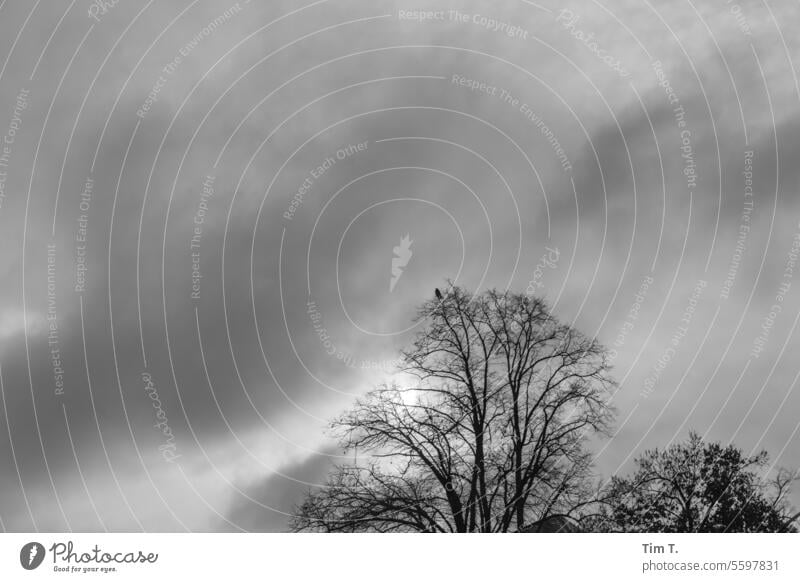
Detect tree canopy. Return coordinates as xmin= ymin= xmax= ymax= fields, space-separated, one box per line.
xmin=291 ymin=286 xmax=616 ymax=532
xmin=596 ymin=432 xmax=799 ymax=532
xmin=290 ymin=286 xmax=799 ymax=533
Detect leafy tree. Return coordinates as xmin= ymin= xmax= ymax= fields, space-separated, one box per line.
xmin=291 ymin=286 xmax=616 ymax=532
xmin=597 ymin=432 xmax=799 ymax=532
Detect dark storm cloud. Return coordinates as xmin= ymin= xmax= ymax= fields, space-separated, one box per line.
xmin=222 ymin=446 xmax=337 ymax=532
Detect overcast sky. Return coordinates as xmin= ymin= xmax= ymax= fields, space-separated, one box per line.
xmin=1 ymin=0 xmax=799 ymax=532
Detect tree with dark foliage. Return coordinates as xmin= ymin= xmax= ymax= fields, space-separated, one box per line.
xmin=594 ymin=432 xmax=799 ymax=532
xmin=291 ymin=286 xmax=616 ymax=532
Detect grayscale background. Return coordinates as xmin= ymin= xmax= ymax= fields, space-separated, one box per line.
xmin=0 ymin=0 xmax=798 ymax=531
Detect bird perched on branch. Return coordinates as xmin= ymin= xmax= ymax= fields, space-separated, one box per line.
xmin=435 ymin=288 xmax=443 ymax=300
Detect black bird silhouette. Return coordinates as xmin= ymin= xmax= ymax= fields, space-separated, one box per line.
xmin=435 ymin=288 xmax=443 ymax=300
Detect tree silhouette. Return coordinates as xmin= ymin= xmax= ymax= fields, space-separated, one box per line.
xmin=595 ymin=432 xmax=800 ymax=532
xmin=291 ymin=287 xmax=616 ymax=532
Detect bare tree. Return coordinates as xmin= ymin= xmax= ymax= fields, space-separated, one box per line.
xmin=594 ymin=432 xmax=800 ymax=532
xmin=291 ymin=286 xmax=616 ymax=532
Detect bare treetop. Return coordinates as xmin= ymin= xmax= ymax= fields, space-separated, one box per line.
xmin=292 ymin=286 xmax=616 ymax=532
